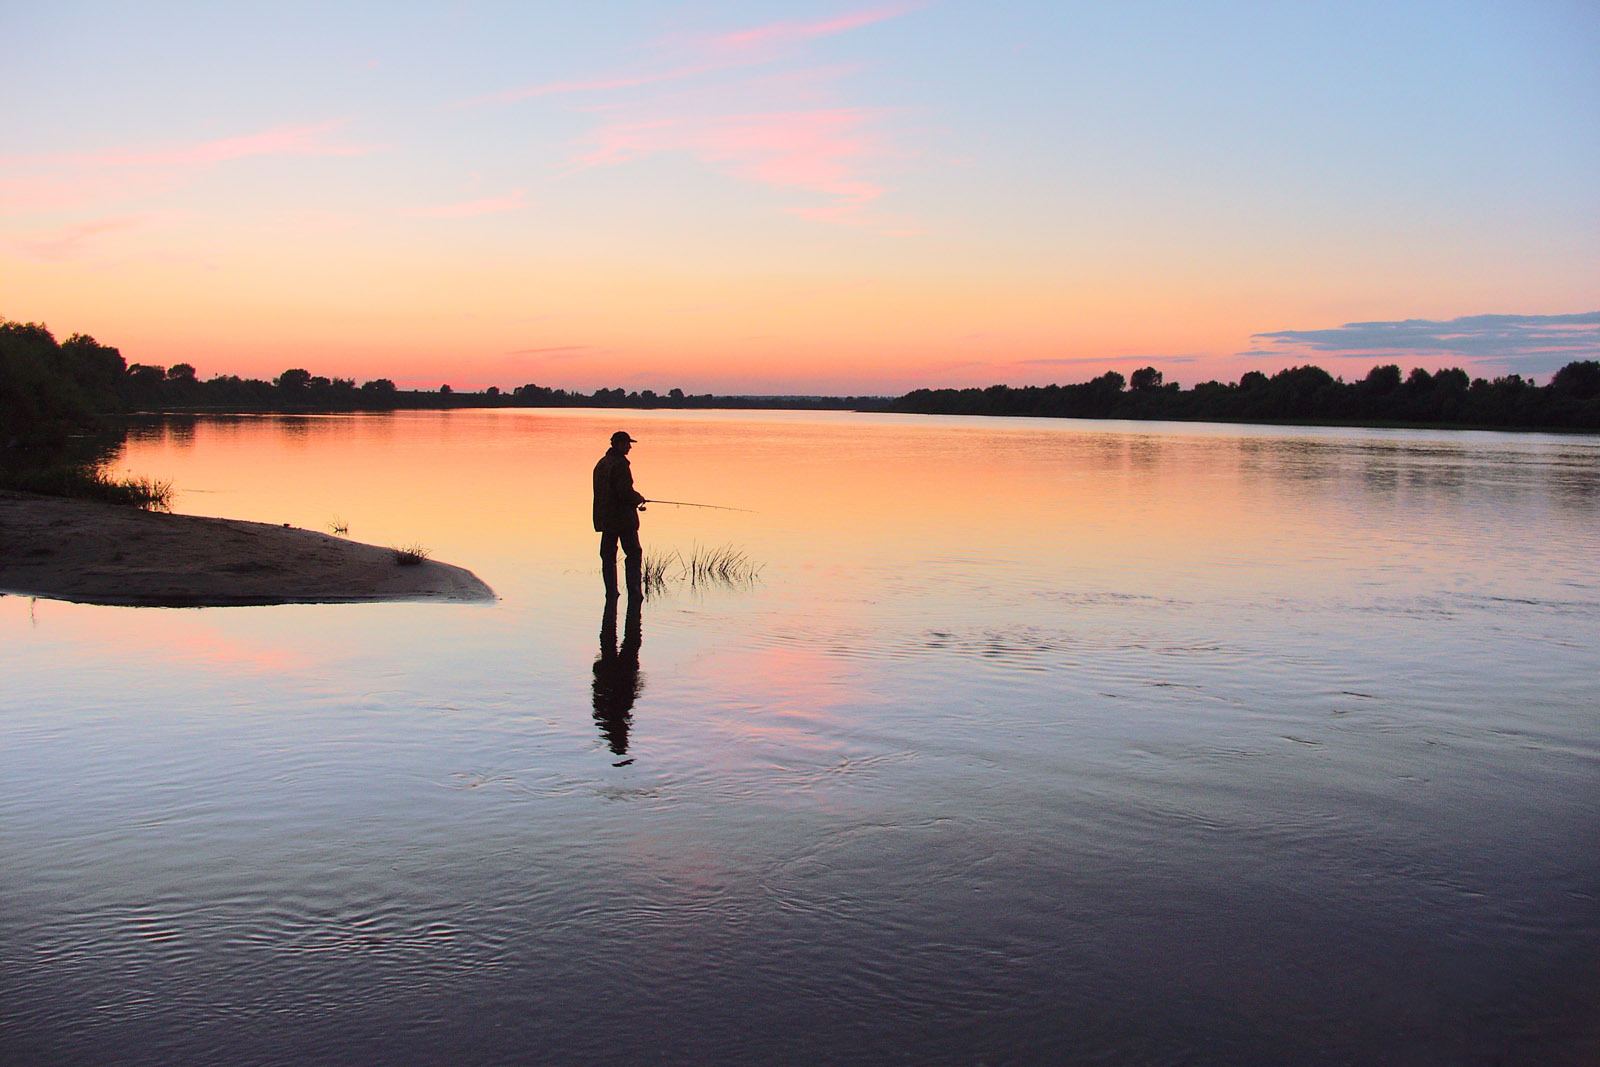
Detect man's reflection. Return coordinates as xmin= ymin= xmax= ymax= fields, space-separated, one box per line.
xmin=592 ymin=593 xmax=644 ymax=765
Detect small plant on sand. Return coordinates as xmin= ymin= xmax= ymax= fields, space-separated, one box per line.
xmin=392 ymin=542 xmax=431 ymax=566
xmin=328 ymin=517 xmax=349 ymax=536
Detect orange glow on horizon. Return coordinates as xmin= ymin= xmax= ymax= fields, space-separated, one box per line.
xmin=13 ymin=242 xmax=1370 ymax=394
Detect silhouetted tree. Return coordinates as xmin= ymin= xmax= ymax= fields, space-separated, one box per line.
xmin=1362 ymin=364 xmax=1402 ymax=394
xmin=1130 ymin=366 xmax=1163 ymax=391
xmin=59 ymin=333 xmax=126 ymax=406
xmin=1 ymin=320 xmax=96 ymax=447
xmin=1552 ymin=360 xmax=1600 ymax=400
xmin=124 ymin=364 xmax=167 ymax=401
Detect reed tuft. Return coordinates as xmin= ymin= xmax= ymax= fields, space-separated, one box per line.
xmin=683 ymin=542 xmax=762 ymax=586
xmin=639 ymin=550 xmax=676 ymax=598
xmin=637 ymin=543 xmax=762 ymax=599
xmin=392 ymin=542 xmax=431 ymax=566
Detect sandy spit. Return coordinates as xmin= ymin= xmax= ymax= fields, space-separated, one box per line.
xmin=0 ymin=491 xmax=494 ymax=607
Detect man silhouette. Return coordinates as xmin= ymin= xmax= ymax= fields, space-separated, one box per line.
xmin=593 ymin=430 xmax=646 ymax=598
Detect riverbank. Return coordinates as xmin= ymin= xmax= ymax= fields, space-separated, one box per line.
xmin=0 ymin=490 xmax=494 ymax=607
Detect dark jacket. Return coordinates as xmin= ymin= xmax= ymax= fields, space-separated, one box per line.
xmin=593 ymin=448 xmax=644 ymax=532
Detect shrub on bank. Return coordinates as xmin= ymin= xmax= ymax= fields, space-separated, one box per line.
xmin=1 ymin=463 xmax=171 ymax=510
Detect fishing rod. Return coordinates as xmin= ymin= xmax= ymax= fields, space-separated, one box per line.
xmin=644 ymin=498 xmax=755 ymax=513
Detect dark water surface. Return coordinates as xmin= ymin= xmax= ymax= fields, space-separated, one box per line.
xmin=4 ymin=411 xmax=1598 ymax=1064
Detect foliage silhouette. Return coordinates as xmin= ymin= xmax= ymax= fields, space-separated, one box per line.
xmin=4 ymin=317 xmax=1596 ymax=437
xmin=890 ymin=359 xmax=1598 ymax=430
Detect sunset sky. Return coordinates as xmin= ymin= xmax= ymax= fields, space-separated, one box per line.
xmin=4 ymin=1 xmax=1597 ymax=393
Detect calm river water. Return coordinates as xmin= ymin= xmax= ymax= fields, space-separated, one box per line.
xmin=4 ymin=410 xmax=1598 ymax=1065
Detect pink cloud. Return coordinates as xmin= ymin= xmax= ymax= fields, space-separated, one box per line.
xmin=465 ymin=3 xmax=921 ymax=105
xmin=468 ymin=5 xmax=925 ymax=228
xmin=577 ymin=108 xmax=892 ymax=221
xmin=408 ymin=189 xmax=529 ymax=217
xmin=0 ymin=121 xmax=383 ymax=217
xmin=0 ymin=172 xmax=164 ymax=215
xmin=701 ymin=2 xmax=925 ymax=58
xmin=4 ymin=215 xmax=156 ymax=261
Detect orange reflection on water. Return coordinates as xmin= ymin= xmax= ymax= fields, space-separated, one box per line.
xmin=1 ymin=596 xmax=315 ymax=674
xmin=112 ymin=409 xmax=1516 ymax=616
xmin=680 ymin=642 xmax=862 ymax=751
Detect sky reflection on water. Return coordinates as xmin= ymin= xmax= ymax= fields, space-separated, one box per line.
xmin=4 ymin=411 xmax=1599 ymax=1064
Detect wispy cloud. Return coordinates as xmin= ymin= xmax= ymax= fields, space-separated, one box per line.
xmin=0 ymin=173 xmax=155 ymax=215
xmin=0 ymin=121 xmax=382 ymax=216
xmin=477 ymin=5 xmax=923 ymax=227
xmin=3 ymin=215 xmax=156 ymax=260
xmin=408 ymin=188 xmax=529 ymax=217
xmin=695 ymin=3 xmax=924 ymax=60
xmin=577 ymin=108 xmax=890 ymax=221
xmin=468 ymin=3 xmax=923 ymax=105
xmin=1252 ymin=312 xmax=1600 ymax=374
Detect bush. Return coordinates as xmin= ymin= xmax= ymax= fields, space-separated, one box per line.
xmin=1 ymin=463 xmax=171 ymax=510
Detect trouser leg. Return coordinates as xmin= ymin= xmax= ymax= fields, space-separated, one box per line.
xmin=599 ymin=530 xmax=620 ymax=596
xmin=620 ymin=529 xmax=643 ymax=598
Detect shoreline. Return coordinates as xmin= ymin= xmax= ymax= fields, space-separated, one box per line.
xmin=126 ymin=407 xmax=1598 ymax=437
xmin=0 ymin=491 xmax=494 ymax=608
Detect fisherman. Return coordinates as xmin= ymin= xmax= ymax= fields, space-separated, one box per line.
xmin=593 ymin=430 xmax=647 ymax=598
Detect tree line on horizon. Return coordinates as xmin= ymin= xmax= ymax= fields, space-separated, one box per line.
xmin=890 ymin=363 xmax=1600 ymax=430
xmin=0 ymin=319 xmax=882 ymax=449
xmin=4 ymin=318 xmax=1598 ymax=452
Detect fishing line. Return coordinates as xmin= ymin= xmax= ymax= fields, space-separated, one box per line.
xmin=644 ymin=499 xmax=755 ymax=512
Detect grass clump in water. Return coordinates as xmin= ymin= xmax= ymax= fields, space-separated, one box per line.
xmin=392 ymin=542 xmax=431 ymax=566
xmin=638 ymin=543 xmax=762 ymax=599
xmin=640 ymin=550 xmax=675 ymax=598
xmin=683 ymin=543 xmax=762 ymax=587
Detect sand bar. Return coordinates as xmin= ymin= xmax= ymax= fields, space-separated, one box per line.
xmin=0 ymin=491 xmax=494 ymax=607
